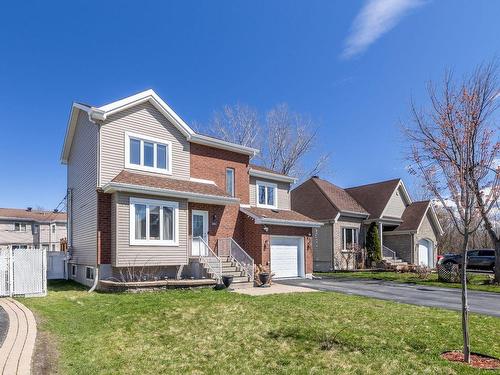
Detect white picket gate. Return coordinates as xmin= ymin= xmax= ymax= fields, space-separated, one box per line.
xmin=0 ymin=248 xmax=47 ymax=297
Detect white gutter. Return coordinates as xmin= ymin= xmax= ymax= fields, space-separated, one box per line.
xmin=102 ymin=182 xmax=240 ymax=205
xmin=190 ymin=134 xmax=259 ymax=156
xmin=249 ymin=168 xmax=296 ymax=183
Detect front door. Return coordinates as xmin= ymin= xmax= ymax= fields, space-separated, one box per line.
xmin=191 ymin=210 xmax=208 ymax=256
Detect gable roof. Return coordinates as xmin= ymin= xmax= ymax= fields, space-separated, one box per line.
xmin=61 ymin=90 xmax=259 ymax=164
xmin=310 ymin=177 xmax=368 ymax=216
xmin=240 ymin=206 xmax=321 ymax=228
xmin=395 ymin=201 xmax=430 ymax=231
xmin=0 ymin=208 xmax=66 ymax=223
xmin=103 ymin=170 xmax=238 ymax=205
xmin=345 ymin=178 xmax=403 ymax=219
xmin=393 ymin=200 xmax=444 ymax=235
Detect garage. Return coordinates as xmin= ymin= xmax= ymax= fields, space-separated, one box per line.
xmin=270 ymin=236 xmax=305 ymax=278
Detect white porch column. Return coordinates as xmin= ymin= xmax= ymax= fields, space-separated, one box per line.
xmin=378 ymin=222 xmax=383 ymax=251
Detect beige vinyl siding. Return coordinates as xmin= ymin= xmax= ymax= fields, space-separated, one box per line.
xmin=333 ymin=216 xmax=363 ymax=270
xmin=417 ymin=212 xmax=437 ymax=244
xmin=99 ymin=102 xmax=190 ymax=185
xmin=113 ymin=192 xmax=188 ymax=267
xmin=383 ymin=186 xmax=407 ymax=218
xmin=0 ymin=220 xmax=35 ymax=247
xmin=67 ymin=110 xmax=98 ymax=265
xmin=249 ymin=176 xmax=291 ymax=210
xmin=313 ymin=223 xmax=333 ymax=272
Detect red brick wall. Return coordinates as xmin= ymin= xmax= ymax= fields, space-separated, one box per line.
xmin=188 ymin=203 xmax=245 ymax=253
xmin=242 ymin=215 xmax=314 ymax=274
xmin=97 ymin=191 xmax=112 ymax=265
xmin=190 ymin=143 xmax=250 ymax=204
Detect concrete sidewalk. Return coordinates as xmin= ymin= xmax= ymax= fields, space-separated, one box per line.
xmin=233 ymin=282 xmax=317 ymax=296
xmin=0 ymin=298 xmax=37 ymax=375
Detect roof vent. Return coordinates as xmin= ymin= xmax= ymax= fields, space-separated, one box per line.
xmin=26 ymin=207 xmax=32 ymax=212
xmin=312 ymin=175 xmax=319 ymax=179
xmin=53 ymin=209 xmax=59 ymax=213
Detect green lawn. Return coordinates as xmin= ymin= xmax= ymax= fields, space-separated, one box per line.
xmin=21 ymin=281 xmax=500 ymax=374
xmin=315 ymin=271 xmax=500 ymax=293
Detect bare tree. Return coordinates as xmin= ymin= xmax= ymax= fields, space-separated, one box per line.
xmin=261 ymin=104 xmax=329 ymax=177
xmin=209 ymin=103 xmax=260 ymax=148
xmin=405 ymin=64 xmax=499 ymax=363
xmin=208 ymin=103 xmax=329 ymax=180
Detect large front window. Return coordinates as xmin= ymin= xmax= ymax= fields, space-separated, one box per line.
xmin=125 ymin=132 xmax=172 ymax=174
xmin=256 ymin=180 xmax=277 ymax=208
xmin=342 ymin=228 xmax=358 ymax=250
xmin=130 ymin=198 xmax=178 ymax=245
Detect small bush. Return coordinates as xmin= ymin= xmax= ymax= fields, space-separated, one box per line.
xmin=415 ymin=266 xmax=431 ymax=280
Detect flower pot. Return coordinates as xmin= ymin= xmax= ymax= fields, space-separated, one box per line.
xmin=259 ymin=272 xmax=270 ymax=286
xmin=222 ymin=275 xmax=233 ymax=288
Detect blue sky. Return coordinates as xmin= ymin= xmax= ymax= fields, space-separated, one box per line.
xmin=0 ymin=0 xmax=498 ymax=210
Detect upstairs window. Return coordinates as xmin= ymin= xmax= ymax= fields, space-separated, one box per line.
xmin=342 ymin=228 xmax=358 ymax=250
xmin=14 ymin=222 xmax=26 ymax=232
xmin=256 ymin=180 xmax=277 ymax=209
xmin=226 ymin=168 xmax=235 ymax=197
xmin=33 ymin=224 xmax=39 ymax=234
xmin=125 ymin=132 xmax=172 ymax=174
xmin=51 ymin=224 xmax=56 ymax=234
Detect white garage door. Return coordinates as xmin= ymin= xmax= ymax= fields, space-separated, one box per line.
xmin=271 ymin=237 xmax=304 ymax=278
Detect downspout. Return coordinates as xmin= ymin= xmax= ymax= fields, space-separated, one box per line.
xmin=89 ymin=230 xmax=101 ymax=293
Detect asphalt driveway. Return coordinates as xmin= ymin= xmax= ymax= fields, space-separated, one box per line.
xmin=277 ymin=278 xmax=500 ymax=317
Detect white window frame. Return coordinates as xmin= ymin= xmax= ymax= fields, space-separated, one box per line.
xmin=256 ymin=180 xmax=278 ymax=209
xmin=125 ymin=132 xmax=172 ymax=175
xmin=86 ymin=266 xmax=94 ymax=280
xmin=226 ymin=168 xmax=235 ymax=197
xmin=14 ymin=222 xmax=27 ymax=232
xmin=129 ymin=197 xmax=179 ymax=246
xmin=33 ymin=224 xmax=39 ymax=234
xmin=342 ymin=227 xmax=358 ymax=251
xmin=71 ymin=264 xmax=77 ymax=277
xmin=51 ymin=224 xmax=56 ymax=234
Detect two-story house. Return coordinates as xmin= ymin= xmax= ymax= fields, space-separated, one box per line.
xmin=292 ymin=177 xmax=443 ymax=271
xmin=0 ymin=208 xmax=67 ymax=251
xmin=61 ymin=90 xmax=320 ymax=287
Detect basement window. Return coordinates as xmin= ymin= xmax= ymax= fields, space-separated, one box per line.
xmin=86 ymin=266 xmax=94 ymax=280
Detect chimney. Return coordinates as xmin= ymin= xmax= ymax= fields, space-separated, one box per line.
xmin=27 ymin=207 xmax=32 ymax=212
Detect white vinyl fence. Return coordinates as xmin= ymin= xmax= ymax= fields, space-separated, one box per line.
xmin=47 ymin=251 xmax=68 ymax=280
xmin=0 ymin=248 xmax=47 ymax=297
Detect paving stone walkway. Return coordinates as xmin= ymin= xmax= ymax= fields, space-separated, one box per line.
xmin=0 ymin=298 xmax=37 ymax=374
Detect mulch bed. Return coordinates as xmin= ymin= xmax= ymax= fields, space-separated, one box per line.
xmin=441 ymin=351 xmax=500 ymax=370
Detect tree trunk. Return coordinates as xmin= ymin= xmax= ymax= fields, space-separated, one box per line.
xmin=461 ymin=233 xmax=471 ymax=363
xmin=494 ymin=239 xmax=500 ymax=284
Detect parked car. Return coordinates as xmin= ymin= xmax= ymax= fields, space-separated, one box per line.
xmin=437 ymin=249 xmax=495 ymax=271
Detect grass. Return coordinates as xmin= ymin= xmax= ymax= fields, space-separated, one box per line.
xmin=314 ymin=271 xmax=500 ymax=293
xmin=19 ymin=281 xmax=500 ymax=374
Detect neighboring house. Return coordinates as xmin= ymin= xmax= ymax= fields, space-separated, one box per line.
xmin=291 ymin=177 xmax=443 ymax=271
xmin=0 ymin=208 xmax=67 ymax=251
xmin=61 ymin=90 xmax=320 ymax=287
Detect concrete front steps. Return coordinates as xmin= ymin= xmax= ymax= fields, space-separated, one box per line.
xmin=202 ymin=256 xmax=253 ymax=288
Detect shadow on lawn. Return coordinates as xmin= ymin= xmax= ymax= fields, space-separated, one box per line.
xmin=47 ymin=280 xmax=87 ymax=292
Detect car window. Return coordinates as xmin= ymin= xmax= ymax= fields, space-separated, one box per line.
xmin=467 ymin=250 xmax=479 ymax=257
xmin=478 ymin=250 xmax=495 ymax=257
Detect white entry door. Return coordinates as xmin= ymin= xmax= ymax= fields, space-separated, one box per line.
xmin=270 ymin=236 xmax=304 ymax=278
xmin=191 ymin=210 xmax=208 ymax=256
xmin=418 ymin=240 xmax=430 ymax=267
